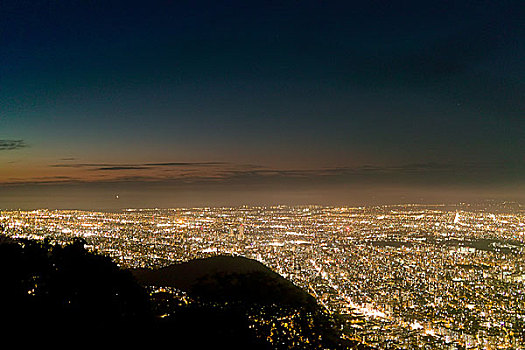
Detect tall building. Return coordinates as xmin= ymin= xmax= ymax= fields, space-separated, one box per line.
xmin=238 ymin=223 xmax=245 ymax=240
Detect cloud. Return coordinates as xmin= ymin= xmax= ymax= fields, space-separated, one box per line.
xmin=50 ymin=161 xmax=228 ymax=169
xmin=146 ymin=162 xmax=227 ymax=167
xmin=94 ymin=166 xmax=151 ymax=171
xmin=204 ymin=161 xmax=524 ymax=185
xmin=3 ymin=160 xmax=518 ymax=187
xmin=3 ymin=176 xmax=79 ymax=185
xmin=0 ymin=139 xmax=27 ymax=151
xmin=50 ymin=163 xmax=131 ymax=168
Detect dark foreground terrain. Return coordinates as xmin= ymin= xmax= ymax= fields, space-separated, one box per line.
xmin=0 ymin=236 xmax=370 ymax=349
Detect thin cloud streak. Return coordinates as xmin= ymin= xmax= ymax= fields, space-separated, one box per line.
xmin=49 ymin=161 xmax=228 ymax=168
xmin=0 ymin=140 xmax=27 ymax=151
xmin=4 ymin=161 xmax=521 ymax=186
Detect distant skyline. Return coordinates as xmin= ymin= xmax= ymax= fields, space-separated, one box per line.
xmin=1 ymin=1 xmax=523 ymax=209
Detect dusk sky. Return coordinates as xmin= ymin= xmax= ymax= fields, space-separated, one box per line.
xmin=1 ymin=0 xmax=523 ymax=209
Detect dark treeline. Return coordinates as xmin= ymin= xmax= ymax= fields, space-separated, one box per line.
xmin=0 ymin=236 xmax=370 ymax=349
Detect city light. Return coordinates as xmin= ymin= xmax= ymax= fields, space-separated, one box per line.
xmin=1 ymin=203 xmax=523 ymax=348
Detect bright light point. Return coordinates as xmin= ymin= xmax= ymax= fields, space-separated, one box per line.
xmin=411 ymin=321 xmax=423 ymax=330
xmin=424 ymin=329 xmax=435 ymax=336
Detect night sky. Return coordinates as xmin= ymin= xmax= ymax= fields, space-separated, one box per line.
xmin=1 ymin=0 xmax=524 ymax=209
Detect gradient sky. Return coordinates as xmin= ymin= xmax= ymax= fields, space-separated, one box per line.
xmin=1 ymin=0 xmax=524 ymax=209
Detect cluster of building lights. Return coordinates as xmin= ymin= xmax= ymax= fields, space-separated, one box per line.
xmin=1 ymin=203 xmax=523 ymax=349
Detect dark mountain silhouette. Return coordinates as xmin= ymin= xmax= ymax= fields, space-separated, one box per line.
xmin=133 ymin=255 xmax=316 ymax=308
xmin=0 ymin=236 xmax=152 ymax=346
xmin=0 ymin=236 xmax=371 ymax=349
xmin=134 ymin=255 xmax=281 ymax=288
xmin=134 ymin=255 xmax=369 ymax=349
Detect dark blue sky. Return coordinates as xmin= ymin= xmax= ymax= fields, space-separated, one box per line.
xmin=1 ymin=0 xmax=523 ymax=208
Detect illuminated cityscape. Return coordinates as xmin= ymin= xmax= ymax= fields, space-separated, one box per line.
xmin=2 ymin=203 xmax=523 ymax=349
xmin=2 ymin=1 xmax=524 ymax=348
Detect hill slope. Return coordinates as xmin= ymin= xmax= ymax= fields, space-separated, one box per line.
xmin=0 ymin=237 xmax=370 ymax=349
xmin=133 ymin=255 xmax=316 ymax=308
xmin=134 ymin=255 xmax=274 ymax=288
xmin=134 ymin=255 xmax=364 ymax=349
